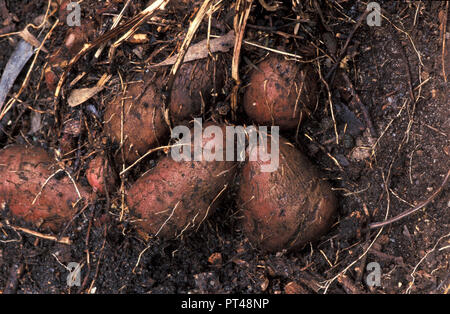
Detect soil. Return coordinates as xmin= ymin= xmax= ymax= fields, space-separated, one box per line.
xmin=0 ymin=0 xmax=448 ymax=294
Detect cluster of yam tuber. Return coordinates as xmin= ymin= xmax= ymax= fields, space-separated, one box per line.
xmin=1 ymin=43 xmax=337 ymax=252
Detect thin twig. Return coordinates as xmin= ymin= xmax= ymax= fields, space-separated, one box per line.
xmin=0 ymin=19 xmax=58 ymax=121
xmin=339 ymin=71 xmax=377 ymax=137
xmin=441 ymin=1 xmax=448 ymax=82
xmin=155 ymin=201 xmax=180 ymax=237
xmin=119 ymin=143 xmax=183 ymax=176
xmin=406 ymin=232 xmax=450 ymax=294
xmin=231 ymin=0 xmax=253 ymax=120
xmin=32 ymin=169 xmax=63 ymax=204
xmin=321 ymin=170 xmax=391 ymax=294
xmin=8 ymin=224 xmax=72 ymax=245
xmin=326 ymin=9 xmax=369 ymax=82
xmin=369 ymin=170 xmax=450 ymax=230
xmin=258 ymin=0 xmax=279 ymax=12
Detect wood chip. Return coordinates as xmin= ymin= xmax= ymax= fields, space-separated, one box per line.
xmin=284 ymin=281 xmax=307 ymax=294
xmin=208 ymin=252 xmax=222 ymax=265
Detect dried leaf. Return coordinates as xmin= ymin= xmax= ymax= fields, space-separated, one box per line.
xmin=151 ymin=31 xmax=235 ymax=67
xmin=68 ymin=74 xmax=111 ymax=107
xmin=0 ymin=40 xmax=34 ymax=112
xmin=19 ymin=27 xmax=48 ymax=53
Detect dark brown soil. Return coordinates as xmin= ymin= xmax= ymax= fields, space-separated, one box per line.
xmin=0 ymin=0 xmax=448 ymax=294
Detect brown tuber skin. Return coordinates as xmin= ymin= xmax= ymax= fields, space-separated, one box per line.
xmin=105 ymin=58 xmax=224 ymax=164
xmin=86 ymin=155 xmax=117 ymax=194
xmin=104 ymin=80 xmax=168 ymax=164
xmin=127 ymin=123 xmax=237 ymax=239
xmin=169 ymin=58 xmax=224 ymax=123
xmin=243 ymin=55 xmax=318 ymax=130
xmin=0 ymin=145 xmax=90 ymax=231
xmin=239 ymin=137 xmax=336 ymax=252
